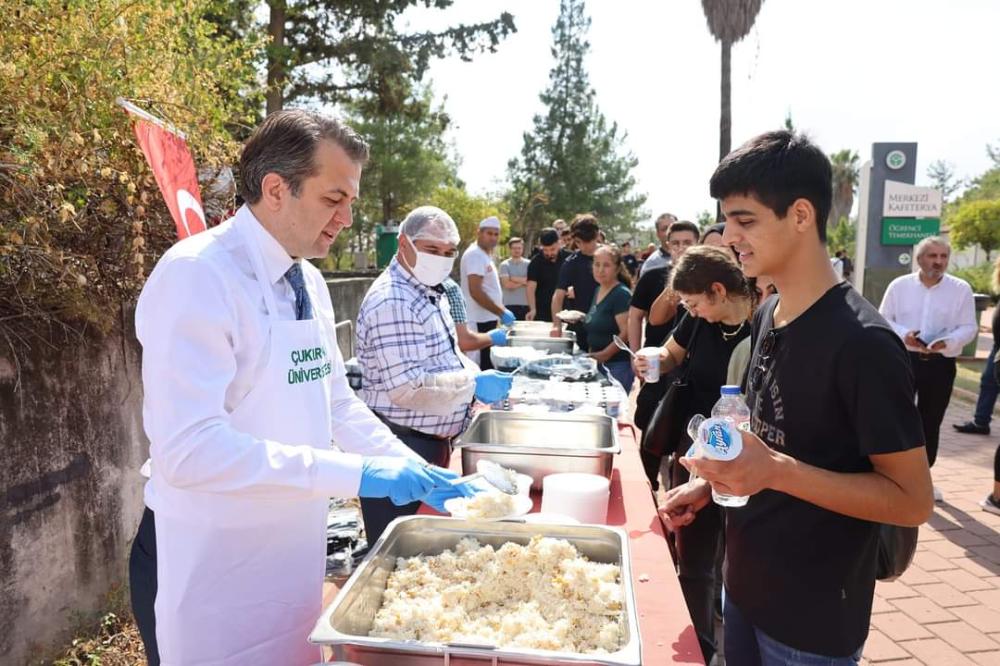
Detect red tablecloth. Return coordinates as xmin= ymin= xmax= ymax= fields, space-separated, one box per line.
xmin=414 ymin=421 xmax=704 ymax=665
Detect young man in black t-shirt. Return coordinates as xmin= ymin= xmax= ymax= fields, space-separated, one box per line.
xmin=526 ymin=227 xmax=569 ymax=322
xmin=551 ymin=214 xmax=600 ymax=350
xmin=660 ymin=130 xmax=933 ymax=663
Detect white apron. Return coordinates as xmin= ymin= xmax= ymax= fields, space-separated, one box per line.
xmin=152 ymin=221 xmax=336 ymax=665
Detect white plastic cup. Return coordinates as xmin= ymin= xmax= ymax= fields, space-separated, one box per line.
xmin=541 ymin=473 xmax=610 ymax=524
xmin=637 ymin=347 xmax=662 ymax=383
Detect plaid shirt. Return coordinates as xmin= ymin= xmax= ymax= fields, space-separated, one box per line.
xmin=356 ymin=259 xmax=471 ymax=436
xmin=442 ymin=277 xmax=467 ymax=324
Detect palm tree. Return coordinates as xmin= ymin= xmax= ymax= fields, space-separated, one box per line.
xmin=829 ymin=149 xmax=860 ymax=229
xmin=700 ymin=0 xmax=764 ymax=160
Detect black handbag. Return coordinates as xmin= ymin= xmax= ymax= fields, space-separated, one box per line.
xmin=641 ymin=317 xmax=701 ymax=459
xmin=876 ymin=524 xmax=919 ymax=581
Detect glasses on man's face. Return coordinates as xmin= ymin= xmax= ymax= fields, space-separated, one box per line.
xmin=749 ymin=329 xmax=780 ymax=393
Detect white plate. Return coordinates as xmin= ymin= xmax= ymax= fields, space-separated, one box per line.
xmin=555 ymin=309 xmax=586 ymax=323
xmin=520 ymin=513 xmax=581 ymax=525
xmin=444 ymin=494 xmax=534 ymax=521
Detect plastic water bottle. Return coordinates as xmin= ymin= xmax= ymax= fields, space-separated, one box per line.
xmin=707 ymin=385 xmax=751 ymax=507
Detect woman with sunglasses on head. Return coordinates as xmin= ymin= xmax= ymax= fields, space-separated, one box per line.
xmin=633 ymin=244 xmax=752 ymax=665
xmin=583 ymin=244 xmax=636 ymax=391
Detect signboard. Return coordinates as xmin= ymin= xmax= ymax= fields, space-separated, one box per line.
xmin=882 ymin=180 xmax=942 ymax=218
xmin=881 ymin=217 xmax=940 ymax=245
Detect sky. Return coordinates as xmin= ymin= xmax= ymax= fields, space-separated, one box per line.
xmin=401 ymin=0 xmax=1000 ymax=230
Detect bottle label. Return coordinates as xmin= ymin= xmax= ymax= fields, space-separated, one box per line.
xmin=701 ymin=418 xmax=742 ymax=461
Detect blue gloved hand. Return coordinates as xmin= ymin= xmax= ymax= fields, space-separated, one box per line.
xmin=488 ymin=328 xmax=508 ymax=346
xmin=499 ymin=309 xmax=516 ymax=327
xmin=475 ymin=370 xmax=514 ymax=404
xmin=423 ymin=479 xmax=480 ymax=513
xmin=358 ymin=457 xmax=460 ymax=506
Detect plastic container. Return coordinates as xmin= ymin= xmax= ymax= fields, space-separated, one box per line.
xmin=705 ymin=385 xmax=751 ymax=507
xmin=637 ymin=347 xmax=661 ymax=383
xmin=540 ymin=473 xmax=610 ymax=524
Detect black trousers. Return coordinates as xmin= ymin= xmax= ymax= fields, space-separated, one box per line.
xmin=909 ymin=353 xmax=956 ymax=467
xmin=359 ymin=430 xmax=452 ymax=544
xmin=507 ymin=304 xmax=529 ymax=320
xmin=670 ymin=458 xmax=723 ymax=664
xmin=475 ymin=320 xmax=498 ymax=370
xmin=128 ymin=507 xmax=160 ymax=666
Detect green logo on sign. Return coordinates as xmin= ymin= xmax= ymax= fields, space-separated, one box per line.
xmin=886 ymin=150 xmax=906 ymax=170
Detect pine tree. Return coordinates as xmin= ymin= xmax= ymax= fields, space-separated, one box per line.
xmin=507 ymin=0 xmax=646 ymax=243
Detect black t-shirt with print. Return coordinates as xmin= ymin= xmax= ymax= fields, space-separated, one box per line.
xmin=726 ymin=283 xmax=924 ymax=657
xmin=526 ymin=248 xmax=570 ymax=321
xmin=630 ymin=266 xmax=677 ymax=347
xmin=671 ymin=310 xmax=751 ymax=419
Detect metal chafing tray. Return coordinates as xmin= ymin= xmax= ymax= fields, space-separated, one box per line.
xmin=454 ymin=412 xmax=620 ymax=491
xmin=506 ymin=328 xmax=576 ymax=354
xmin=310 ymin=516 xmax=641 ymax=666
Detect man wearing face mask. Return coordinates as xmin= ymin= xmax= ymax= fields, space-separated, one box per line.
xmin=356 ymin=206 xmax=513 ymax=541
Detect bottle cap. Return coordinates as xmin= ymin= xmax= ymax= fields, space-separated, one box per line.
xmin=720 ymin=385 xmax=741 ymax=396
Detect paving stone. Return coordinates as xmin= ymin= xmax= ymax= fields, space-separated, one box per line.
xmin=928 ymin=620 xmax=1000 ymax=652
xmin=896 ymin=638 xmax=977 ymax=665
xmin=892 ymin=595 xmax=958 ymax=624
xmin=909 ymin=582 xmax=978 ymax=608
xmin=969 ymin=651 xmax=1000 ymax=666
xmin=871 ymin=612 xmax=933 ymax=642
xmin=898 ymin=565 xmax=940 ymax=586
xmin=862 ymin=629 xmax=911 ymax=662
xmin=878 ymin=580 xmax=919 ymax=600
xmin=932 ymin=567 xmax=998 ymax=592
xmin=953 ymin=557 xmax=1000 ymax=578
xmin=912 ymin=550 xmax=955 ymax=572
xmin=968 ymin=544 xmax=1000 ymax=565
xmin=924 ymin=538 xmax=976 ymax=559
xmin=871 ymin=594 xmax=896 ymax=615
xmin=952 ymin=604 xmax=1000 ymax=634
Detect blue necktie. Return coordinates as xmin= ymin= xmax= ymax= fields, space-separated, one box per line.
xmin=285 ymin=263 xmax=313 ymax=320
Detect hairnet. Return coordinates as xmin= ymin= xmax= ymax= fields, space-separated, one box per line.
xmin=399 ymin=206 xmax=460 ymax=245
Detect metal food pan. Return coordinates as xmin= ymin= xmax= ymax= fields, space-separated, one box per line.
xmin=510 ymin=320 xmax=556 ymax=334
xmin=507 ymin=329 xmax=576 ymax=354
xmin=310 ymin=516 xmax=641 ymax=666
xmin=455 ymin=412 xmax=620 ymax=490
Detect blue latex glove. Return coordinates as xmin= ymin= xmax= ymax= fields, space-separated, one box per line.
xmin=358 ymin=457 xmax=460 ymax=506
xmin=488 ymin=328 xmax=508 ymax=346
xmin=475 ymin=370 xmax=514 ymax=403
xmin=423 ymin=480 xmax=480 ymax=513
xmin=499 ymin=309 xmax=516 ymax=327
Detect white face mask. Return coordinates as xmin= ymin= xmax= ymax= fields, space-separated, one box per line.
xmin=402 ymin=236 xmax=455 ymax=286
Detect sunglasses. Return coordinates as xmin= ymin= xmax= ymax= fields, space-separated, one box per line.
xmin=749 ymin=329 xmax=780 ymax=393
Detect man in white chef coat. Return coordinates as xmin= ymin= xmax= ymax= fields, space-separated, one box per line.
xmin=127 ymin=110 xmax=469 ymax=666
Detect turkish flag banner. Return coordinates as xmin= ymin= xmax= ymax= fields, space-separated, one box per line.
xmin=131 ymin=118 xmax=206 ymax=240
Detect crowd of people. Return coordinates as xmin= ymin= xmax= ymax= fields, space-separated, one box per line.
xmin=123 ymin=107 xmax=997 ymax=666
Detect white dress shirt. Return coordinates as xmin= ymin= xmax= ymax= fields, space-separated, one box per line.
xmin=136 ymin=206 xmax=418 ymax=506
xmin=878 ymin=272 xmax=978 ymax=358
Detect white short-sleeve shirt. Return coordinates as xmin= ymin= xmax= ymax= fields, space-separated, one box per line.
xmin=460 ymin=243 xmax=503 ymax=323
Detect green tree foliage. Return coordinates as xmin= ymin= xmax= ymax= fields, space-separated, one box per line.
xmin=948 ymin=199 xmax=1000 ymax=259
xmin=507 ymin=0 xmax=646 ymax=244
xmin=418 ymin=185 xmax=510 ymax=247
xmin=0 ymin=0 xmax=261 ymax=338
xmin=252 ymin=1 xmax=515 ymax=113
xmin=700 ymin=0 xmax=764 ymax=159
xmin=926 ymin=159 xmax=962 ymax=202
xmin=345 ymin=86 xmax=457 ymax=244
xmin=826 ymin=217 xmax=857 ymax=259
xmin=828 ymin=149 xmax=859 ymax=230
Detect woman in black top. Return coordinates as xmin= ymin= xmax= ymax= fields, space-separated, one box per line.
xmin=634 ymin=245 xmax=753 ymax=664
xmin=979 ymin=257 xmax=1000 ymax=515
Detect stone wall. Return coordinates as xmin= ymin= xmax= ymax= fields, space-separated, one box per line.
xmin=0 ymin=276 xmax=375 ymax=664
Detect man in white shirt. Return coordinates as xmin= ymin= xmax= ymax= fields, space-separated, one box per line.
xmin=461 ymin=216 xmax=515 ymax=369
xmin=127 ymin=110 xmax=465 ymax=666
xmin=879 ymin=236 xmax=978 ymax=492
xmin=638 ymin=212 xmax=678 ymax=278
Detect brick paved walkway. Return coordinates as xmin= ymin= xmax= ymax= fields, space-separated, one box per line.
xmin=864 ymin=397 xmax=1000 ymax=665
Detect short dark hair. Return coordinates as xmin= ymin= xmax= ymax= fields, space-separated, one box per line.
xmin=539 ymin=228 xmax=559 ymax=246
xmin=570 ymin=213 xmax=600 ymax=242
xmin=700 ymin=222 xmax=726 ymax=243
xmin=666 ymin=220 xmax=700 ymax=241
xmin=670 ymin=245 xmax=752 ymax=299
xmin=709 ymin=130 xmax=832 ymax=241
xmin=239 ymin=109 xmax=369 ymax=204
xmin=655 ymin=213 xmax=678 ymax=233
